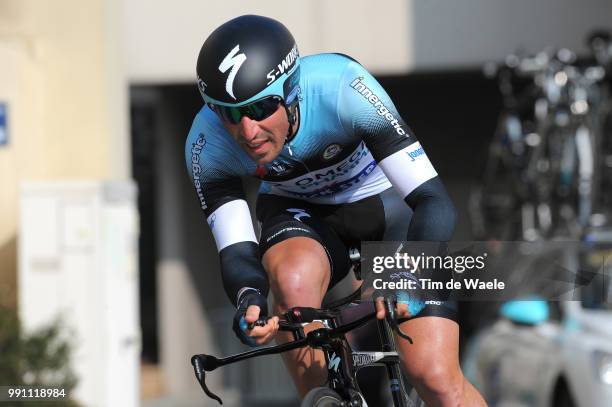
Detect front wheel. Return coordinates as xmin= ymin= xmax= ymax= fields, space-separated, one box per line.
xmin=300 ymin=387 xmax=344 ymax=407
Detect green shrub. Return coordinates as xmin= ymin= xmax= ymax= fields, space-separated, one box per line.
xmin=0 ymin=306 xmax=80 ymax=406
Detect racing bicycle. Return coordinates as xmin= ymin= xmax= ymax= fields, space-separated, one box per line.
xmin=190 ymin=286 xmax=425 ymax=406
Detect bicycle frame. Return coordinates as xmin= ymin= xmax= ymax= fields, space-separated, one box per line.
xmin=191 ymin=298 xmax=414 ymax=406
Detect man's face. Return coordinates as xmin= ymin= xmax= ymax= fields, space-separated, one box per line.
xmin=221 ymin=105 xmax=288 ymax=165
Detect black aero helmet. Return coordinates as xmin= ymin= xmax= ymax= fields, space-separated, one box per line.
xmin=196 ymin=15 xmax=301 ymax=113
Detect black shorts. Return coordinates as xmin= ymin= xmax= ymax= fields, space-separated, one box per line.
xmin=256 ymin=188 xmax=458 ymax=322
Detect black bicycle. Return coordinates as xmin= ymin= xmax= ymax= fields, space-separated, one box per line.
xmin=191 ymin=287 xmax=425 ymax=406
xmin=473 ymin=48 xmax=609 ymax=241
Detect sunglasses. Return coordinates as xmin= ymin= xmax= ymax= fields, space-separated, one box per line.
xmin=209 ymin=96 xmax=283 ymax=124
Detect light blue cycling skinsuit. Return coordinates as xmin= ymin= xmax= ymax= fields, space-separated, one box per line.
xmin=185 ymin=53 xmax=457 ymax=319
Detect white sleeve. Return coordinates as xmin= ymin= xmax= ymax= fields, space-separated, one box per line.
xmin=378 ymin=142 xmax=438 ymax=198
xmin=207 ymin=199 xmax=257 ymax=251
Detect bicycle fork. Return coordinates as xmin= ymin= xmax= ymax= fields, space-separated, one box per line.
xmin=377 ymin=318 xmax=410 ymax=407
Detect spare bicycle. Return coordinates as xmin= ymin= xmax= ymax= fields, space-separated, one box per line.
xmin=473 ymin=47 xmax=610 ymax=241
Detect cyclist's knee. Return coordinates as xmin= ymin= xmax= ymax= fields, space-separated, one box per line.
xmin=272 ymin=268 xmax=319 ymax=309
xmin=264 ymin=238 xmax=330 ymax=310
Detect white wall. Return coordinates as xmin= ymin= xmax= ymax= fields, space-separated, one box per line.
xmin=0 ymin=1 xmax=136 ymax=403
xmin=411 ymin=0 xmax=612 ymax=70
xmin=0 ymin=0 xmax=131 ymax=309
xmin=123 ymin=0 xmax=612 ymax=83
xmin=122 ymin=0 xmax=411 ymax=82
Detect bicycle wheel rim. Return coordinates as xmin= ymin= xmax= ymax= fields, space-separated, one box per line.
xmin=313 ymin=395 xmax=343 ymax=407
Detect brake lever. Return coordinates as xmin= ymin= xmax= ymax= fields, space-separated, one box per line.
xmin=384 ymin=297 xmax=414 ymax=344
xmin=191 ymin=355 xmax=223 ymax=404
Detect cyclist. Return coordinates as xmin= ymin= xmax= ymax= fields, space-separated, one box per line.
xmin=185 ymin=14 xmax=486 ymax=406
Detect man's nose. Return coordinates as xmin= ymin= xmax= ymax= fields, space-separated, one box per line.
xmin=238 ymin=116 xmax=259 ymax=142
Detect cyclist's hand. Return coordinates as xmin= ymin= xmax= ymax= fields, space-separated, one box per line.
xmin=374 ymin=291 xmax=426 ymax=320
xmin=243 ymin=305 xmax=280 ymax=346
xmin=232 ymin=290 xmax=279 ymax=346
xmin=375 ymin=296 xmax=410 ymax=319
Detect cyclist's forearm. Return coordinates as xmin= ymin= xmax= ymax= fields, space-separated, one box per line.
xmin=404 ymin=176 xmax=457 ymax=241
xmin=219 ymin=241 xmax=269 ymax=307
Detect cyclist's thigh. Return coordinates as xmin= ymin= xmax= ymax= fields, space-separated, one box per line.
xmin=396 ymin=316 xmax=461 ymax=378
xmin=256 ymin=194 xmax=351 ymax=290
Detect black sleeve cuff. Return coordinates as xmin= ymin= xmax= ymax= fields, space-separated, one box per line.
xmin=219 ymin=241 xmax=269 ymax=306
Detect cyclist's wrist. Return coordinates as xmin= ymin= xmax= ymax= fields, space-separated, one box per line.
xmin=236 ymin=287 xmax=263 ymax=307
xmin=235 ymin=288 xmax=268 ymax=318
xmin=233 ymin=288 xmax=268 ymax=346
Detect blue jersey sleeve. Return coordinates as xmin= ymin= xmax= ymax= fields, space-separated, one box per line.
xmin=185 ymin=108 xmax=269 ymax=305
xmin=336 ymin=59 xmax=455 ymax=240
xmin=337 ymin=60 xmax=417 ymax=161
xmin=337 ymin=60 xmax=438 ymax=199
xmin=185 ymin=108 xmax=247 ymax=217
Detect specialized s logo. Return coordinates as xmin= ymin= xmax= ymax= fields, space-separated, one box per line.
xmin=219 ymin=45 xmax=247 ymax=100
xmin=328 ymin=352 xmax=341 ymax=372
xmin=287 ymin=208 xmax=310 ymax=222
